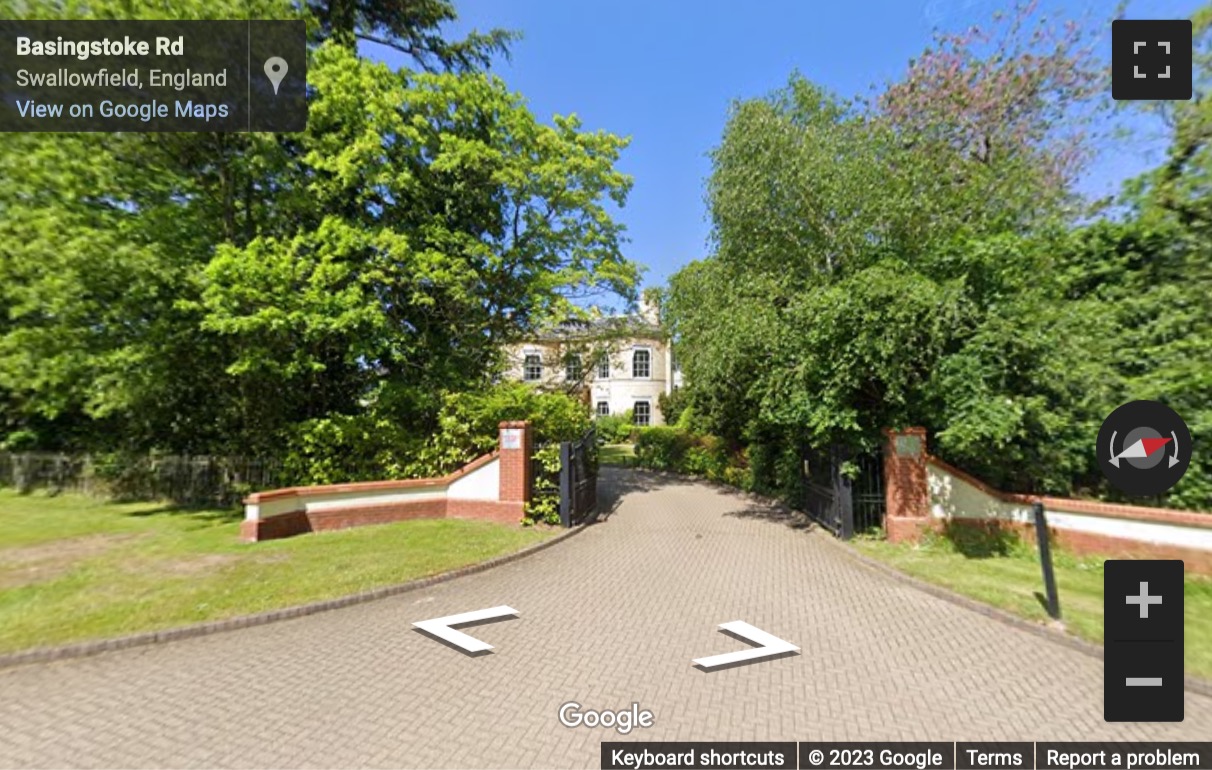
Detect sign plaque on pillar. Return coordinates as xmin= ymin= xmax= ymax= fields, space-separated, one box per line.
xmin=895 ymin=434 xmax=922 ymax=457
xmin=501 ymin=428 xmax=523 ymax=450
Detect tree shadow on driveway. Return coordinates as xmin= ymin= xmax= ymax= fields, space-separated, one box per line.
xmin=721 ymin=490 xmax=822 ymax=531
xmin=594 ymin=467 xmax=669 ymax=522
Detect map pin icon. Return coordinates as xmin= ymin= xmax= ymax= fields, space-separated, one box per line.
xmin=264 ymin=57 xmax=288 ymax=95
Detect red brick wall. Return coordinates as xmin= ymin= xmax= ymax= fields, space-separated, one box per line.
xmin=498 ymin=420 xmax=532 ymax=504
xmin=885 ymin=515 xmax=929 ymax=543
xmin=1054 ymin=528 xmax=1212 ymax=574
xmin=884 ymin=427 xmax=929 ymax=542
xmin=881 ymin=432 xmax=1212 ymax=573
xmin=240 ymin=510 xmax=310 ymax=541
xmin=242 ymin=421 xmax=534 ymax=542
xmin=933 ymin=518 xmax=1212 ymax=575
xmin=447 ymin=499 xmax=525 ymax=525
xmin=306 ymin=499 xmax=447 ymax=532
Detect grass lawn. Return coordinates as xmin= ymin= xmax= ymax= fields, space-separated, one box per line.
xmin=600 ymin=443 xmax=636 ymax=466
xmin=0 ymin=489 xmax=558 ymax=654
xmin=851 ymin=535 xmax=1212 ymax=681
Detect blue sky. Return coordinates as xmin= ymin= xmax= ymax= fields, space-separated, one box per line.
xmin=427 ymin=0 xmax=1200 ymax=291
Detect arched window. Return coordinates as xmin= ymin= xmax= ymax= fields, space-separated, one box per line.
xmin=632 ymin=349 xmax=651 ymax=379
xmin=523 ymin=354 xmax=542 ymax=382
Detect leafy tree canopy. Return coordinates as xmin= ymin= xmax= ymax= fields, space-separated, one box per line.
xmin=668 ymin=2 xmax=1212 ymax=509
xmin=0 ymin=0 xmax=638 ymax=472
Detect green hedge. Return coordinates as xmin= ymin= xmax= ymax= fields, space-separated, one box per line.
xmin=633 ymin=426 xmax=749 ymax=488
xmin=594 ymin=410 xmax=636 ymax=444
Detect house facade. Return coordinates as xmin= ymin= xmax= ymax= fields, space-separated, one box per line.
xmin=503 ymin=303 xmax=682 ymax=426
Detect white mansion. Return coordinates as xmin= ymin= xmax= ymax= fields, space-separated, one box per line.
xmin=504 ymin=301 xmax=682 ymax=426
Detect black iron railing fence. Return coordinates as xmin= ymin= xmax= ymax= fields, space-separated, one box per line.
xmin=0 ymin=451 xmax=291 ymax=507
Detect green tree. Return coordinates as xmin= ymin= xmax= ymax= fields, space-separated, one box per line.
xmin=311 ymin=0 xmax=516 ymax=68
xmin=1130 ymin=3 xmax=1212 ymax=234
xmin=198 ymin=45 xmax=637 ymax=454
xmin=668 ymin=3 xmax=1120 ymax=501
xmin=0 ymin=0 xmax=640 ymax=472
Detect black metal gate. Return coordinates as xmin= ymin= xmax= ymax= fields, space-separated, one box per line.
xmin=558 ymin=429 xmax=598 ymax=527
xmin=801 ymin=445 xmax=885 ymax=539
xmin=532 ymin=430 xmax=599 ymax=528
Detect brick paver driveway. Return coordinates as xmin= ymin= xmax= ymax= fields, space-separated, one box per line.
xmin=2 ymin=468 xmax=1210 ymax=768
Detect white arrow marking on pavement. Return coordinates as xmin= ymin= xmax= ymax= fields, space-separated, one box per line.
xmin=692 ymin=621 xmax=799 ymax=669
xmin=1170 ymin=430 xmax=1181 ymax=468
xmin=413 ymin=605 xmax=518 ymax=653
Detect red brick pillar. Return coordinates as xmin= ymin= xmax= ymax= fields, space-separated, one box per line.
xmin=884 ymin=427 xmax=930 ymax=543
xmin=498 ymin=421 xmax=532 ymax=508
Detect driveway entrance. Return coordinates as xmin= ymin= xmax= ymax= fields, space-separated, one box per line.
xmin=1 ymin=468 xmax=1209 ymax=768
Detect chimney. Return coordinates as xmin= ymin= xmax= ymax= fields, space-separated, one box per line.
xmin=638 ymin=295 xmax=660 ymax=325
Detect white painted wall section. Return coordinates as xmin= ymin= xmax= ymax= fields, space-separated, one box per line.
xmin=1046 ymin=511 xmax=1212 ymax=551
xmin=448 ymin=457 xmax=500 ymax=501
xmin=927 ymin=460 xmax=1212 ymax=553
xmin=245 ymin=455 xmax=500 ymax=521
xmin=928 ymin=465 xmax=1031 ymax=523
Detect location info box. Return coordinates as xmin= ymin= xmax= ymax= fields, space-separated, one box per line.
xmin=0 ymin=20 xmax=305 ymax=132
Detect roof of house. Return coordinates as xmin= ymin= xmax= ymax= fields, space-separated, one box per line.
xmin=527 ymin=314 xmax=665 ymax=343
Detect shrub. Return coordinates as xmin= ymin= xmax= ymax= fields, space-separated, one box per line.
xmin=674 ymin=404 xmax=699 ymax=431
xmin=721 ymin=461 xmax=752 ymax=491
xmin=278 ymin=382 xmax=591 ymax=496
xmin=281 ymin=414 xmax=424 ymax=486
xmin=745 ymin=440 xmax=778 ymax=497
xmin=682 ymin=433 xmax=729 ymax=480
xmin=409 ymin=382 xmax=592 ymax=478
xmin=411 ymin=383 xmax=593 ymax=527
xmin=657 ymin=388 xmax=690 ymax=427
xmin=634 ymin=426 xmax=695 ymax=470
xmin=1 ymin=429 xmax=38 ymax=452
xmin=524 ymin=442 xmax=564 ymax=526
xmin=631 ymin=425 xmax=754 ymax=492
xmin=595 ymin=410 xmax=635 ymax=444
xmin=633 ymin=426 xmax=747 ymax=484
